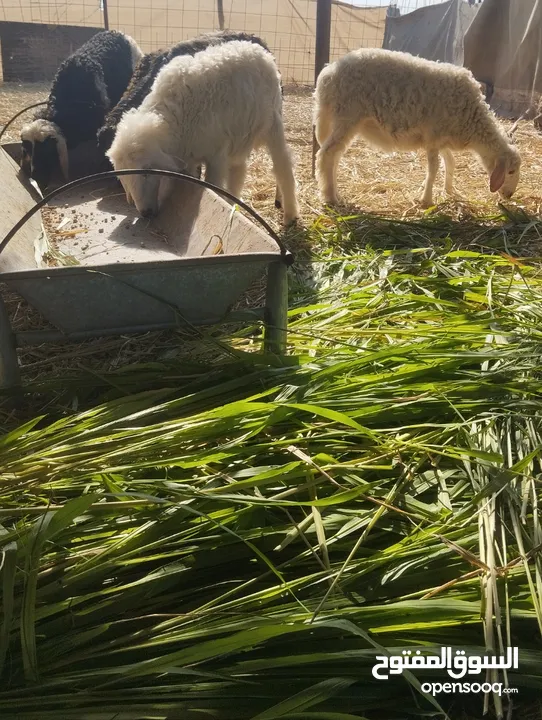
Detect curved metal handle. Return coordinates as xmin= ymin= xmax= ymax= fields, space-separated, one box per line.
xmin=0 ymin=168 xmax=294 ymax=265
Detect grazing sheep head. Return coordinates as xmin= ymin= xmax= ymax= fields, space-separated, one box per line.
xmin=20 ymin=119 xmax=68 ymax=191
xmin=488 ymin=144 xmax=521 ymax=200
xmin=106 ymin=110 xmax=181 ymax=218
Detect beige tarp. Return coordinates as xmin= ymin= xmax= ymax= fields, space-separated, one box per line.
xmin=0 ymin=0 xmax=387 ymax=84
xmin=464 ymin=0 xmax=542 ymax=116
xmin=384 ymin=0 xmax=478 ymax=66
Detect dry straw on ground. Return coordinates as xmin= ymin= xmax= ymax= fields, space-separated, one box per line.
xmin=1 ymin=82 xmax=542 ymax=387
xmin=3 ymin=83 xmax=542 ymax=221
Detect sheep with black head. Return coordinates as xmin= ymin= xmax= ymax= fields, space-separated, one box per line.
xmin=20 ymin=30 xmax=142 ymax=191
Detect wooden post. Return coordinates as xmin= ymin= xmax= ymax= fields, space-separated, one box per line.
xmin=312 ymin=0 xmax=332 ymax=178
xmin=102 ymin=0 xmax=109 ymax=31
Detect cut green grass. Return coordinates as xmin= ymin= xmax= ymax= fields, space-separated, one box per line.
xmin=1 ymin=212 xmax=542 ymax=719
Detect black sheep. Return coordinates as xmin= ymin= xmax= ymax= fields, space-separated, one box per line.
xmin=20 ymin=30 xmax=142 ymax=191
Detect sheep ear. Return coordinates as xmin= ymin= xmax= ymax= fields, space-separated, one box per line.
xmin=56 ymin=135 xmax=69 ymax=181
xmin=119 ymin=178 xmax=132 ymax=205
xmin=490 ymin=159 xmax=506 ymax=193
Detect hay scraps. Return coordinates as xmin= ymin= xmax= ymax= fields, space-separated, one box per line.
xmin=40 ymin=207 xmax=82 ymax=266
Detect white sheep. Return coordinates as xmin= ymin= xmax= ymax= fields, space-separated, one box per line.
xmin=107 ymin=40 xmax=299 ymax=225
xmin=314 ymin=48 xmax=521 ymax=208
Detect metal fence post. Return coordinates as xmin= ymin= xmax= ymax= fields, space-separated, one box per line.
xmin=312 ymin=0 xmax=332 ymax=178
xmin=382 ymin=13 xmax=391 ymax=49
xmin=0 ymin=293 xmax=20 ymax=392
xmin=217 ymin=0 xmax=225 ymax=30
xmin=102 ymin=0 xmax=109 ymax=31
xmin=264 ymin=260 xmax=288 ymax=355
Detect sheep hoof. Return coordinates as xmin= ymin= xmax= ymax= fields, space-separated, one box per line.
xmin=419 ymin=197 xmax=434 ymax=209
xmin=283 ymin=213 xmax=299 ymax=227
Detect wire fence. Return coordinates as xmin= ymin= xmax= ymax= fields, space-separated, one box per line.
xmin=0 ymin=0 xmax=446 ymax=85
xmin=0 ymin=0 xmax=516 ymax=113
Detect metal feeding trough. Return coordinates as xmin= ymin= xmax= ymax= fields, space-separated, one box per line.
xmin=0 ymin=142 xmax=291 ymax=391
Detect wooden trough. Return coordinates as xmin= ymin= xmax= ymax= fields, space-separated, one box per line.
xmin=0 ymin=143 xmax=290 ymax=391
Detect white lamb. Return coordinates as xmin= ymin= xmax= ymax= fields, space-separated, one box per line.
xmin=107 ymin=40 xmax=298 ymax=225
xmin=314 ymin=48 xmax=521 ymax=208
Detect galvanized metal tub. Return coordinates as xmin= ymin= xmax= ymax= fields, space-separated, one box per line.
xmin=0 ymin=143 xmax=290 ymax=390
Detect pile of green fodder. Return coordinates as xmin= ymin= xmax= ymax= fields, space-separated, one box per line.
xmin=1 ymin=213 xmax=542 ymax=720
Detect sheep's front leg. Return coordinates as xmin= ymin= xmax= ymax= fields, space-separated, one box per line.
xmin=227 ymin=161 xmax=248 ymax=199
xmin=441 ymin=149 xmax=456 ymax=196
xmin=420 ymin=149 xmax=439 ymax=208
xmin=205 ymin=158 xmax=228 ymax=192
xmin=441 ymin=149 xmax=465 ymax=200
